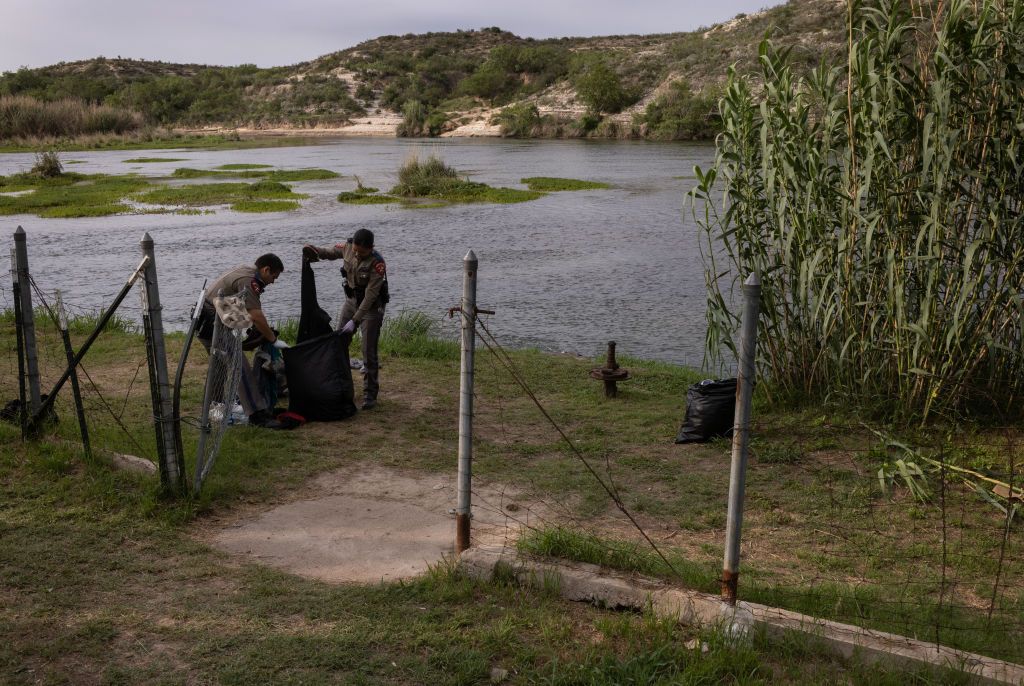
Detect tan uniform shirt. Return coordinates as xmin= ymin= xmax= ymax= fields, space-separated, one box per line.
xmin=314 ymin=242 xmax=386 ymax=324
xmin=205 ymin=264 xmax=265 ymax=312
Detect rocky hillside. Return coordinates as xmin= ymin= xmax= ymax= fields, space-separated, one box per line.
xmin=0 ymin=0 xmax=845 ymax=140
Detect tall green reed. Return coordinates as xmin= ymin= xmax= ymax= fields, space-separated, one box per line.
xmin=690 ymin=0 xmax=1024 ymax=423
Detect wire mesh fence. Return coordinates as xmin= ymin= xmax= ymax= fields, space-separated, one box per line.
xmin=193 ymin=313 xmax=245 ymax=494
xmin=0 ymin=275 xmax=159 ymax=466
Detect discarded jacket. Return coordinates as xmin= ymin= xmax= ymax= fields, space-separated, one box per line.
xmin=282 ymin=258 xmax=357 ymax=421
xmin=675 ymin=378 xmax=736 ymax=444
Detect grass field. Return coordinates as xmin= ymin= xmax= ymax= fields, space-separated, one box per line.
xmin=0 ymin=309 xmax=1017 ymax=683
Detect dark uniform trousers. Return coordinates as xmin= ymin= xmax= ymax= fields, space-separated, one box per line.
xmin=340 ymin=298 xmax=385 ymax=402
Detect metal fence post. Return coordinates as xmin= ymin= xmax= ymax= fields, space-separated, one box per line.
xmin=13 ymin=227 xmax=42 ymax=413
xmin=139 ymin=233 xmax=185 ymax=493
xmin=55 ymin=290 xmax=91 ymax=458
xmin=456 ymin=250 xmax=478 ymax=553
xmin=722 ymin=272 xmax=761 ymax=605
xmin=10 ymin=248 xmax=28 ymax=438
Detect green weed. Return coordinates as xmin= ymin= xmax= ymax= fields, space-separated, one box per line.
xmin=521 ymin=176 xmax=611 ymax=191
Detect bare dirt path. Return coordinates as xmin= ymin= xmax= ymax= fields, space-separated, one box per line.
xmin=207 ymin=464 xmax=549 ymax=583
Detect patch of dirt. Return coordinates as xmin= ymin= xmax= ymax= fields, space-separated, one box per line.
xmin=207 ymin=464 xmax=553 ymax=584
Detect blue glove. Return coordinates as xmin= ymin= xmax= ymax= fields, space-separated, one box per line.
xmin=341 ymin=320 xmax=357 ymax=334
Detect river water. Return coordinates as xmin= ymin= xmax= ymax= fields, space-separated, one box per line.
xmin=1 ymin=138 xmax=717 ymax=367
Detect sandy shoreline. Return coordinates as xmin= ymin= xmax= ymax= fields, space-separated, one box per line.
xmin=178 ymin=109 xmax=505 ymax=140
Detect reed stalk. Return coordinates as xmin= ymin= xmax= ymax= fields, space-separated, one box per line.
xmin=691 ymin=0 xmax=1024 ymax=423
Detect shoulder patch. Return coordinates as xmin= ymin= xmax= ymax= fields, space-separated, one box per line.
xmin=335 ymin=243 xmax=347 ymax=250
xmin=250 ymin=278 xmax=265 ymax=296
xmin=374 ymin=261 xmax=386 ymax=276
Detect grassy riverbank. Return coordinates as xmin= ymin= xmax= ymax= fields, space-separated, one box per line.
xmin=0 ymin=311 xmax=1016 ymax=683
xmin=0 ymin=132 xmax=334 ymax=154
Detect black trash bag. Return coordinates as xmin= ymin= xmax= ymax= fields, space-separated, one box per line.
xmin=282 ymin=331 xmax=357 ymax=421
xmin=1 ymin=395 xmax=59 ymax=428
xmin=282 ymin=256 xmax=356 ymax=421
xmin=297 ymin=258 xmax=333 ymax=343
xmin=675 ymin=378 xmax=736 ymax=444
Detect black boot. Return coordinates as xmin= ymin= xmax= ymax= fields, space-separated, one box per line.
xmin=248 ymin=408 xmax=274 ymax=426
xmin=360 ymin=396 xmax=376 ymax=411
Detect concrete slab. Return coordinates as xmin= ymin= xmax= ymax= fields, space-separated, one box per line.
xmin=458 ymin=546 xmax=1024 ymax=685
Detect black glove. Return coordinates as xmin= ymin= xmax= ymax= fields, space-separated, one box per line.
xmin=302 ymin=245 xmax=320 ymax=262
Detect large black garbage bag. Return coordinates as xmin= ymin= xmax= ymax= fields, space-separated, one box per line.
xmin=283 ymin=257 xmax=356 ymax=421
xmin=297 ymin=258 xmax=333 ymax=343
xmin=675 ymin=378 xmax=736 ymax=444
xmin=283 ymin=331 xmax=357 ymax=421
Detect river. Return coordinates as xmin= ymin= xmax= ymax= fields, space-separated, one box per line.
xmin=1 ymin=138 xmax=718 ymax=368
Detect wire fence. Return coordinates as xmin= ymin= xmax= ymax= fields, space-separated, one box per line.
xmin=193 ymin=313 xmax=244 ymax=494
xmin=0 ymin=276 xmax=160 ymax=465
xmin=458 ymin=313 xmax=1023 ymax=665
xmin=4 ymin=263 xmax=1021 ymax=665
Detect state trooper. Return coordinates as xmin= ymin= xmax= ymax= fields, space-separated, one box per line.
xmin=303 ymin=229 xmax=389 ymax=410
xmin=197 ymin=253 xmax=287 ymax=426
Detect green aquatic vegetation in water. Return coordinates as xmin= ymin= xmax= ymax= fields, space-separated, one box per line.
xmin=0 ymin=173 xmax=154 ymax=218
xmin=521 ymin=177 xmax=611 ymax=191
xmin=134 ymin=180 xmax=307 ymax=207
xmin=172 ymin=167 xmax=338 ymax=181
xmin=337 ymin=191 xmax=401 ymax=205
xmin=392 ymin=177 xmax=542 ymax=204
xmin=216 ymin=163 xmax=273 ymax=170
xmin=391 ymin=155 xmax=543 ymax=205
xmin=231 ymin=200 xmax=301 ymax=213
xmin=124 ymin=157 xmax=188 ymax=163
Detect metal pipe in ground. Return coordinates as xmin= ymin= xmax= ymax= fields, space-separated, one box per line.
xmin=722 ymin=272 xmax=761 ymax=605
xmin=13 ymin=227 xmax=42 ymax=413
xmin=456 ymin=250 xmax=478 ymax=553
xmin=140 ymin=233 xmax=185 ymax=494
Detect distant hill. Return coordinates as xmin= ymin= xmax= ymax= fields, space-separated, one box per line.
xmin=0 ymin=0 xmax=845 ymax=140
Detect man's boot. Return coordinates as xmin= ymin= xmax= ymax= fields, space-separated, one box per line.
xmin=360 ymin=395 xmax=376 ymax=411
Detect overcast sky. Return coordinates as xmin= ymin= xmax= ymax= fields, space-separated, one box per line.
xmin=0 ymin=0 xmax=786 ymax=73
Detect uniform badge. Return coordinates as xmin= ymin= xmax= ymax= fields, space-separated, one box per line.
xmin=374 ymin=262 xmax=386 ymax=276
xmin=250 ymin=278 xmax=265 ymax=296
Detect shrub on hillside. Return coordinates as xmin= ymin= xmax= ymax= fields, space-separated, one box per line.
xmin=641 ymin=80 xmax=721 ymax=140
xmin=492 ymin=103 xmax=540 ymax=137
xmin=572 ymin=58 xmax=637 ymax=114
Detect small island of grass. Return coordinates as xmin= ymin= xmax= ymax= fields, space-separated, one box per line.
xmin=337 ymin=191 xmax=401 ymax=205
xmin=0 ymin=152 xmax=324 ymax=217
xmin=388 ymin=155 xmax=543 ymax=205
xmin=135 ymin=179 xmax=306 ymax=211
xmin=172 ymin=167 xmax=338 ymax=181
xmin=521 ymin=177 xmax=611 ymax=191
xmin=216 ymin=163 xmax=273 ymax=170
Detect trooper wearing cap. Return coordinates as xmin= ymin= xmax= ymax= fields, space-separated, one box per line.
xmin=303 ymin=229 xmax=389 ymax=410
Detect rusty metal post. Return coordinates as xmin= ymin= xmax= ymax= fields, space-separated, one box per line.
xmin=13 ymin=227 xmax=42 ymax=414
xmin=140 ymin=233 xmax=185 ymax=494
xmin=456 ymin=250 xmax=478 ymax=553
xmin=722 ymin=272 xmax=761 ymax=605
xmin=603 ymin=341 xmax=619 ymax=397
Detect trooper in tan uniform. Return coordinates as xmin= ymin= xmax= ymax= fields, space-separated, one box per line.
xmin=198 ymin=253 xmax=287 ymax=426
xmin=303 ymin=229 xmax=388 ymax=410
